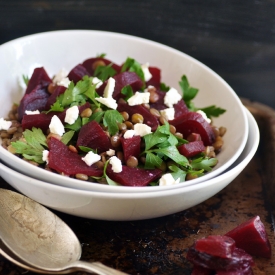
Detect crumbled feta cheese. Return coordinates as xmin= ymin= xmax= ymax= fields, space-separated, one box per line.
xmin=95 ymin=97 xmax=118 ymax=110
xmin=53 ymin=69 xmax=68 ymax=84
xmin=25 ymin=110 xmax=40 ymax=115
xmin=65 ymin=105 xmax=79 ymax=125
xmin=159 ymin=173 xmax=180 ymax=186
xmin=0 ymin=118 xmax=12 ymax=130
xmin=49 ymin=115 xmax=65 ymax=136
xmin=57 ymin=77 xmax=71 ymax=88
xmin=123 ymin=129 xmax=136 ymax=139
xmin=103 ymin=77 xmax=116 ymax=98
xmin=42 ymin=150 xmax=49 ymax=164
xmin=133 ymin=123 xmax=152 ymax=137
xmin=196 ymin=110 xmax=211 ymax=123
xmin=82 ymin=151 xmax=101 ymax=166
xmin=109 ymin=156 xmax=122 ymax=173
xmin=106 ymin=149 xmax=116 ymax=156
xmin=160 ymin=108 xmax=175 ymax=121
xmin=127 ymin=91 xmax=150 ymax=106
xmin=141 ymin=62 xmax=152 ymax=81
xmin=164 ymin=87 xmax=182 ymax=108
xmin=92 ymin=77 xmax=103 ymax=88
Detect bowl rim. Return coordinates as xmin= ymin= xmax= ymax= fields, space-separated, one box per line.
xmin=0 ymin=108 xmax=258 ymax=198
xmin=0 ymin=29 xmax=249 ymax=192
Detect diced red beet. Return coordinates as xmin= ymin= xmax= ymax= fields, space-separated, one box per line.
xmin=187 ymin=246 xmax=254 ymax=271
xmin=82 ymin=57 xmax=121 ymax=76
xmin=22 ymin=113 xmax=53 ymax=132
xmin=45 ymin=85 xmax=67 ymax=110
xmin=191 ymin=265 xmax=214 ymax=275
xmin=18 ymin=85 xmax=50 ymax=121
xmin=106 ymin=165 xmax=162 ymax=186
xmin=97 ymin=72 xmax=144 ymax=100
xmin=170 ymin=112 xmax=215 ymax=146
xmin=48 ymin=137 xmax=103 ymax=177
xmin=121 ymin=135 xmax=141 ymax=162
xmin=146 ymin=66 xmax=161 ymax=88
xmin=178 ymin=140 xmax=205 ymax=158
xmin=76 ymin=120 xmax=113 ymax=153
xmin=22 ymin=102 xmax=91 ymax=132
xmin=225 ymin=216 xmax=272 ymax=258
xmin=117 ymin=102 xmax=159 ymax=131
xmin=149 ymin=89 xmax=166 ymax=110
xmin=194 ymin=236 xmax=236 ymax=259
xmin=25 ymin=67 xmax=52 ymax=94
xmin=68 ymin=64 xmax=91 ymax=83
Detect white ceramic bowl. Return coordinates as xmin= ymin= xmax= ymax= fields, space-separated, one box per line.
xmin=0 ymin=109 xmax=259 ymax=221
xmin=0 ymin=30 xmax=248 ymax=192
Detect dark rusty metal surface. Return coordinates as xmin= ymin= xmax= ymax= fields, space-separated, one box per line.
xmin=0 ymin=99 xmax=275 ymax=275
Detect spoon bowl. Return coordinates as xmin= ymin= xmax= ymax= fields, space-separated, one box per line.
xmin=0 ymin=188 xmax=127 ymax=275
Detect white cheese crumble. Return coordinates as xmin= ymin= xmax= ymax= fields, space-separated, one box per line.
xmin=57 ymin=77 xmax=71 ymax=88
xmin=95 ymin=77 xmax=117 ymax=109
xmin=197 ymin=110 xmax=211 ymax=123
xmin=160 ymin=108 xmax=175 ymax=121
xmin=42 ymin=150 xmax=49 ymax=164
xmin=141 ymin=62 xmax=152 ymax=81
xmin=0 ymin=118 xmax=12 ymax=130
xmin=159 ymin=173 xmax=180 ymax=186
xmin=164 ymin=87 xmax=182 ymax=108
xmin=109 ymin=156 xmax=122 ymax=173
xmin=127 ymin=91 xmax=150 ymax=106
xmin=53 ymin=69 xmax=68 ymax=84
xmin=103 ymin=77 xmax=116 ymax=98
xmin=123 ymin=129 xmax=136 ymax=139
xmin=92 ymin=77 xmax=103 ymax=88
xmin=95 ymin=97 xmax=118 ymax=110
xmin=65 ymin=105 xmax=79 ymax=125
xmin=133 ymin=123 xmax=152 ymax=137
xmin=82 ymin=151 xmax=101 ymax=166
xmin=25 ymin=110 xmax=40 ymax=115
xmin=106 ymin=149 xmax=116 ymax=156
xmin=49 ymin=115 xmax=65 ymax=136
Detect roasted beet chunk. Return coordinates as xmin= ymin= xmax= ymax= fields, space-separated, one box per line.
xmin=170 ymin=112 xmax=215 ymax=146
xmin=82 ymin=57 xmax=121 ymax=76
xmin=178 ymin=140 xmax=205 ymax=158
xmin=22 ymin=113 xmax=53 ymax=132
xmin=187 ymin=246 xmax=254 ymax=271
xmin=76 ymin=120 xmax=113 ymax=153
xmin=25 ymin=67 xmax=52 ymax=94
xmin=194 ymin=236 xmax=236 ymax=259
xmin=48 ymin=137 xmax=103 ymax=177
xmin=225 ymin=216 xmax=272 ymax=258
xmin=18 ymin=85 xmax=50 ymax=121
xmin=117 ymin=102 xmax=159 ymax=131
xmin=68 ymin=64 xmax=91 ymax=83
xmin=121 ymin=135 xmax=141 ymax=162
xmin=106 ymin=165 xmax=162 ymax=186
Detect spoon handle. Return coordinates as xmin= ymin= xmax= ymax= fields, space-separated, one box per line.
xmin=73 ymin=261 xmax=129 ymax=275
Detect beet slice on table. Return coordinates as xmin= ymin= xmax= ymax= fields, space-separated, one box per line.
xmin=106 ymin=165 xmax=162 ymax=186
xmin=48 ymin=137 xmax=103 ymax=177
xmin=225 ymin=216 xmax=272 ymax=258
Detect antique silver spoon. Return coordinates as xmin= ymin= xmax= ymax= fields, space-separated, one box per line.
xmin=0 ymin=188 xmax=128 ymax=275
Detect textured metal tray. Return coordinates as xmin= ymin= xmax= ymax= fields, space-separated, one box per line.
xmin=0 ymin=99 xmax=274 ymax=275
